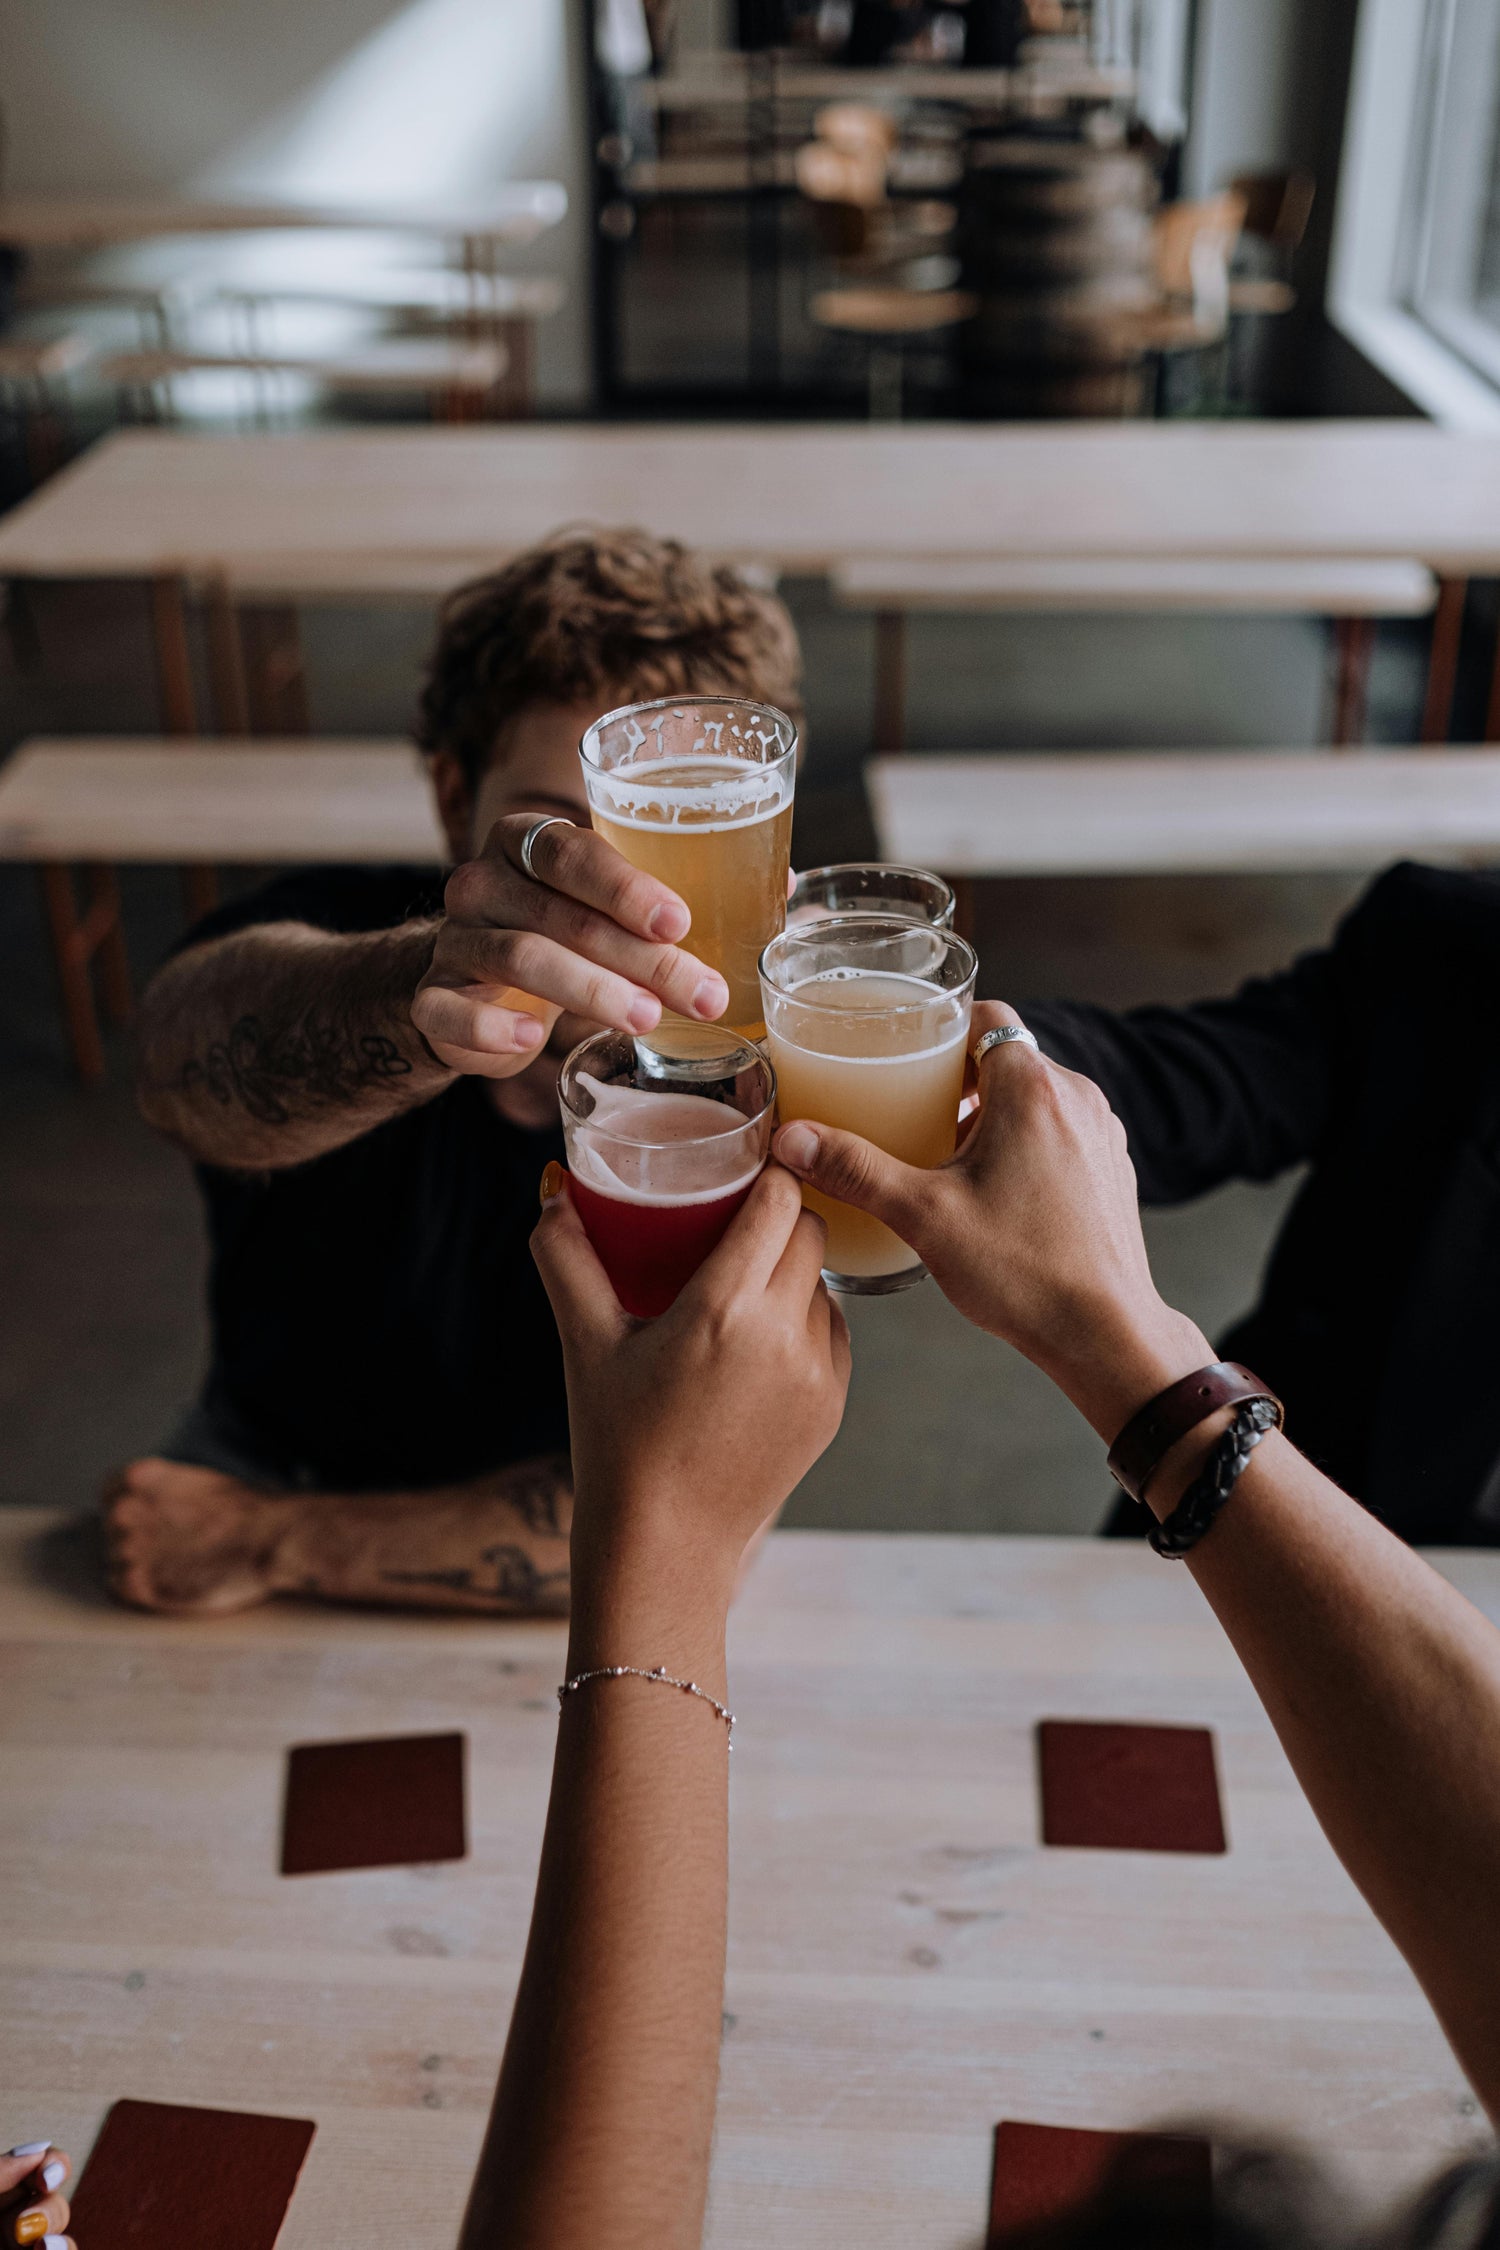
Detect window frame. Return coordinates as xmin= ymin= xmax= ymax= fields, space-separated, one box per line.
xmin=1329 ymin=0 xmax=1500 ymax=429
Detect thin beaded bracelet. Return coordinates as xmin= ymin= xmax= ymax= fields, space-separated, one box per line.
xmin=558 ymin=1663 xmax=735 ymax=1748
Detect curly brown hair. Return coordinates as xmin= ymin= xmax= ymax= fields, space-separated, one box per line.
xmin=414 ymin=527 xmax=804 ymax=790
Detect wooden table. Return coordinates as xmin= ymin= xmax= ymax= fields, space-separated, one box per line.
xmin=0 ymin=187 xmax=568 ymax=255
xmin=0 ymin=420 xmax=1496 ymax=735
xmin=1 ymin=1511 xmax=1489 ymax=2246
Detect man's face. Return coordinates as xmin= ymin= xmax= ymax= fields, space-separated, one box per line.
xmin=463 ymin=698 xmax=603 ymax=857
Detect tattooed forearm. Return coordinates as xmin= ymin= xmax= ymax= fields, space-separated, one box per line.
xmin=137 ymin=919 xmax=452 ymax=1169
xmin=181 ymin=1012 xmax=413 ymax=1124
xmin=382 ymin=1542 xmax=571 ymax=1613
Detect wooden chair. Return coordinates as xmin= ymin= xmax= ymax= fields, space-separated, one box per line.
xmin=0 ymin=332 xmax=92 ymax=484
xmin=810 ymin=288 xmax=977 ymax=418
xmin=0 ymin=738 xmax=444 ymax=1082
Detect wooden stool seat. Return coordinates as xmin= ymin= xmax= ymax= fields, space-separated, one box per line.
xmin=869 ymin=747 xmax=1500 ymax=878
xmin=810 ymin=287 xmax=977 ymax=337
xmin=0 ymin=737 xmax=444 ymax=1081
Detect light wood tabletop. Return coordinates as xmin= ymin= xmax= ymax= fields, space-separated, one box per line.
xmin=6 ymin=422 xmax=1500 ymax=581
xmin=0 ymin=186 xmax=568 ymax=255
xmin=1 ymin=1511 xmax=1491 ymax=2246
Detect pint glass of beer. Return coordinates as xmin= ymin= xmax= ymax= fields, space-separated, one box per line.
xmin=579 ymin=697 xmax=797 ymax=1037
xmin=558 ymin=1026 xmax=775 ymax=1317
xmin=788 ymin=863 xmax=955 ymax=928
xmin=759 ymin=916 xmax=976 ymax=1293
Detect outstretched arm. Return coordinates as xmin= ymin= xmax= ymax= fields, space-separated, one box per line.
xmin=459 ymin=1169 xmax=850 ymax=2250
xmin=137 ymin=814 xmax=729 ymax=1172
xmin=775 ymin=1006 xmax=1500 ymax=2122
xmin=135 ymin=919 xmax=451 ymax=1170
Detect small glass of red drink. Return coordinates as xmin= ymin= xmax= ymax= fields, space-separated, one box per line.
xmin=557 ymin=1027 xmax=776 ymax=1318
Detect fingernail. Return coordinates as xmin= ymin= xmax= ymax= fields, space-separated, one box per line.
xmin=692 ymin=976 xmax=728 ymax=1020
xmin=7 ymin=2147 xmax=49 ymax=2161
xmin=649 ymin=901 xmax=690 ymax=942
xmin=628 ymin=993 xmax=660 ymax=1033
xmin=777 ymin=1123 xmax=819 ymax=1170
xmin=15 ymin=2212 xmax=47 ymax=2245
xmin=42 ymin=2238 xmax=69 ymax=2250
xmin=41 ymin=2162 xmax=65 ymax=2193
xmin=512 ymin=1015 xmax=545 ymax=1050
xmin=539 ymin=1160 xmax=565 ymax=1208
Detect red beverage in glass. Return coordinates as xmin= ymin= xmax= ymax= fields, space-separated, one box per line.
xmin=558 ymin=1039 xmax=775 ymax=1318
xmin=567 ymin=1168 xmax=757 ymax=1318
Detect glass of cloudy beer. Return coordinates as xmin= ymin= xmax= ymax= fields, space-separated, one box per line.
xmin=558 ymin=1026 xmax=775 ymax=1318
xmin=580 ymin=697 xmax=797 ymax=1038
xmin=760 ymin=916 xmax=976 ymax=1294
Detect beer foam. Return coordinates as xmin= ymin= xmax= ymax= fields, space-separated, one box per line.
xmin=570 ymin=1076 xmax=763 ymax=1206
xmin=587 ymin=755 xmax=793 ymax=833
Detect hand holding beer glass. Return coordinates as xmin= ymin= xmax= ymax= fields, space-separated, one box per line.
xmin=580 ymin=697 xmax=797 ymax=1037
xmin=759 ymin=917 xmax=976 ymax=1293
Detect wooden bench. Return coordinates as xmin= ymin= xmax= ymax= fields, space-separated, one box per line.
xmin=832 ymin=555 xmax=1439 ymax=752
xmin=99 ymin=339 xmax=512 ymax=426
xmin=868 ymin=747 xmax=1500 ymax=920
xmin=0 ymin=737 xmax=443 ymax=1081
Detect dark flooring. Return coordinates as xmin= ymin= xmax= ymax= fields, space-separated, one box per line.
xmin=0 ymin=571 xmax=1433 ymax=1529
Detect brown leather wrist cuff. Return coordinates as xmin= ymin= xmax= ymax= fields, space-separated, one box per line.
xmin=1107 ymin=1361 xmax=1283 ymax=1505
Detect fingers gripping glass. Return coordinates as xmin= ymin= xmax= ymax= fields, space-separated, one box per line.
xmin=579 ymin=696 xmax=798 ymax=1039
xmin=558 ymin=1027 xmax=776 ymax=1318
xmin=760 ymin=916 xmax=976 ymax=1295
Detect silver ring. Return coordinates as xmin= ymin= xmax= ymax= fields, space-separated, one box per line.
xmin=519 ymin=815 xmax=575 ymax=882
xmin=972 ymin=1023 xmax=1039 ymax=1065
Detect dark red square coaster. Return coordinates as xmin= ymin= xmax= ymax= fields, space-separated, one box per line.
xmin=68 ymin=2098 xmax=315 ymax=2250
xmin=280 ymin=1730 xmax=467 ymax=1875
xmin=989 ymin=2120 xmax=1211 ymax=2246
xmin=1036 ymin=1719 xmax=1226 ymax=1854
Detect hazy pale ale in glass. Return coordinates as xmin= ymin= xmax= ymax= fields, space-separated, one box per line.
xmin=580 ymin=698 xmax=797 ymax=1037
xmin=558 ymin=1028 xmax=774 ymax=1317
xmin=760 ymin=917 xmax=976 ymax=1292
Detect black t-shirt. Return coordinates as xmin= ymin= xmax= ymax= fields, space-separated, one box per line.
xmin=180 ymin=866 xmax=568 ymax=1492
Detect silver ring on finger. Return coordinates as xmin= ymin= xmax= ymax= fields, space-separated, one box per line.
xmin=972 ymin=1023 xmax=1039 ymax=1066
xmin=519 ymin=815 xmax=575 ymax=882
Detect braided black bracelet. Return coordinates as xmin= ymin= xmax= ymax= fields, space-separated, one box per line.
xmin=1148 ymin=1396 xmax=1281 ymax=1558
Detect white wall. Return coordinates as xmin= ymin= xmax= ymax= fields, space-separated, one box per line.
xmin=1181 ymin=0 xmax=1303 ymax=198
xmin=0 ymin=0 xmax=592 ymax=405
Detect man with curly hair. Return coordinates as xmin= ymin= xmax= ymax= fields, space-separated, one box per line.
xmin=108 ymin=529 xmax=804 ymax=1616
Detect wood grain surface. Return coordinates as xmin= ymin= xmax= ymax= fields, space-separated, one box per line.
xmin=5 ymin=423 xmax=1500 ymax=580
xmin=2 ymin=1513 xmax=1495 ymax=2247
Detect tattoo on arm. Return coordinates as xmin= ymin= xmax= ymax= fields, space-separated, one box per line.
xmin=138 ymin=919 xmax=450 ymax=1166
xmin=180 ymin=1012 xmax=412 ymax=1124
xmin=383 ymin=1543 xmax=572 ymax=1611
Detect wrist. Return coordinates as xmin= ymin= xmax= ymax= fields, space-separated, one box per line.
xmin=1035 ymin=1299 xmax=1213 ymax=1447
xmin=567 ymin=1491 xmax=736 ymax=1681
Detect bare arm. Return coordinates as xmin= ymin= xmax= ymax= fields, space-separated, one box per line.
xmin=459 ymin=1169 xmax=850 ymax=2250
xmin=775 ymin=1004 xmax=1500 ymax=2123
xmin=135 ymin=920 xmax=452 ymax=1169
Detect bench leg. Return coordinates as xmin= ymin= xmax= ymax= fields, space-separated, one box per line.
xmin=1421 ymin=576 xmax=1467 ymax=745
xmin=1485 ymin=610 xmax=1500 ymax=744
xmin=39 ymin=863 xmax=107 ymax=1084
xmin=205 ymin=574 xmax=251 ymax=736
xmin=242 ymin=603 xmax=311 ymax=735
xmin=87 ymin=865 xmax=134 ymax=1025
xmin=151 ymin=571 xmax=221 ymax=914
xmin=1329 ymin=615 xmax=1374 ymax=746
xmin=873 ymin=609 xmax=907 ymax=755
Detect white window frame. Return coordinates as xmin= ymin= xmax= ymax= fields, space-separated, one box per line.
xmin=1329 ymin=0 xmax=1500 ymax=430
